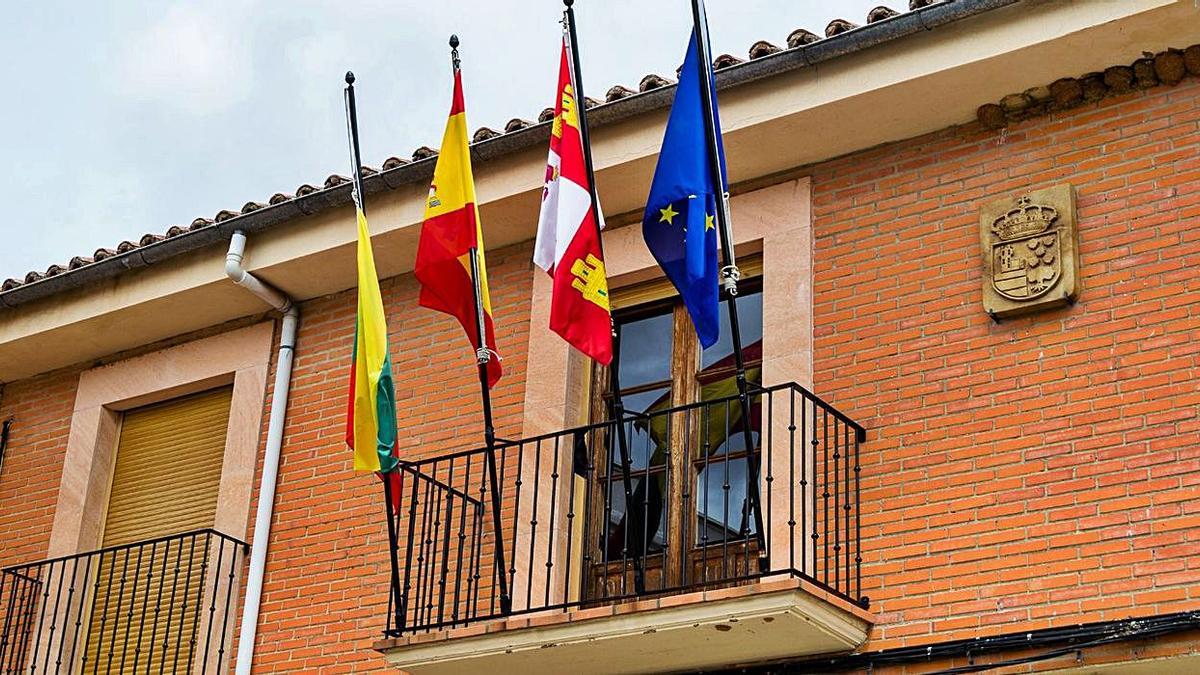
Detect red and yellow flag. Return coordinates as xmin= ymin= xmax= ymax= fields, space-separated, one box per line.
xmin=415 ymin=69 xmax=502 ymax=387
xmin=345 ymin=207 xmax=399 ymax=473
xmin=532 ymin=39 xmax=613 ymax=365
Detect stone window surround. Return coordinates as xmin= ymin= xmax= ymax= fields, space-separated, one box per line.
xmin=46 ymin=321 xmax=275 ymax=558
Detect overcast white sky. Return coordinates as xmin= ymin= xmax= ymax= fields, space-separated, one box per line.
xmin=0 ymin=0 xmax=882 ymax=280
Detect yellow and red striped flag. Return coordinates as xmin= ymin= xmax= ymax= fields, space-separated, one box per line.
xmin=415 ymin=69 xmax=502 ymax=387
xmin=345 ymin=207 xmax=399 ymax=473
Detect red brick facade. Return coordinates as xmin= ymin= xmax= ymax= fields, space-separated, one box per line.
xmin=1 ymin=75 xmax=1197 ymax=673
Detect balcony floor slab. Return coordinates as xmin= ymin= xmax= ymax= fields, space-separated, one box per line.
xmin=374 ymin=577 xmax=873 ymax=675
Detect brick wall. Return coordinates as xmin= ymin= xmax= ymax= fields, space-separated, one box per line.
xmin=811 ymin=76 xmax=1200 ymax=656
xmin=0 ymin=369 xmax=78 ymax=568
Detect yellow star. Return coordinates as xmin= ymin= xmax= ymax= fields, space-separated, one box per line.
xmin=659 ymin=203 xmax=679 ymax=225
xmin=705 ymin=213 xmax=715 ymax=231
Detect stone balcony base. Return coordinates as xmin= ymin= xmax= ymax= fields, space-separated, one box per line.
xmin=374 ymin=577 xmax=873 ymax=675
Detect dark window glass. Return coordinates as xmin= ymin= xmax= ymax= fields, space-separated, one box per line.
xmin=617 ymin=308 xmax=674 ymax=389
xmin=695 ymin=457 xmax=758 ymax=546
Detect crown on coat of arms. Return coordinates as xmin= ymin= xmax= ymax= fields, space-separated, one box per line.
xmin=991 ymin=196 xmax=1058 ymax=241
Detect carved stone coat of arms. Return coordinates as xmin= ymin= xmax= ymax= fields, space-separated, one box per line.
xmin=980 ymin=184 xmax=1080 ymax=319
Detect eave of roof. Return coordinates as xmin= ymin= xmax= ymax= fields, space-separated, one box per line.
xmin=0 ymin=0 xmax=1018 ymax=311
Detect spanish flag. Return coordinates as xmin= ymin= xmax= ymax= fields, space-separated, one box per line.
xmin=345 ymin=207 xmax=399 ymax=473
xmin=415 ymin=68 xmax=502 ymax=387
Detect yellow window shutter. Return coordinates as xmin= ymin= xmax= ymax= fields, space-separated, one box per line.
xmin=101 ymin=387 xmax=233 ymax=547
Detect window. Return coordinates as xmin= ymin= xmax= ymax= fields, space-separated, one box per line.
xmin=590 ymin=272 xmax=764 ymax=596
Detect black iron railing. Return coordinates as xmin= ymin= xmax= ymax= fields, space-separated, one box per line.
xmin=384 ymin=381 xmax=866 ymax=636
xmin=0 ymin=529 xmax=247 ymax=675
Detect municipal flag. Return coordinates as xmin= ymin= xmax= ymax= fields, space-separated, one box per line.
xmin=345 ymin=207 xmax=399 ymax=473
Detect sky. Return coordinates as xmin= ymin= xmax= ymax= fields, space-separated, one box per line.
xmin=0 ymin=0 xmax=882 ymax=280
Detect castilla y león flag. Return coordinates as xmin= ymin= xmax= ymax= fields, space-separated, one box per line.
xmin=415 ymin=68 xmax=502 ymax=387
xmin=532 ymin=39 xmax=613 ymax=365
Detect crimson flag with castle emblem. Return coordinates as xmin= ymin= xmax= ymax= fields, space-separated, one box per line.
xmin=532 ymin=38 xmax=613 ymax=365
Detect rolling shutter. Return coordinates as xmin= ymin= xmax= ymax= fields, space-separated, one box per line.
xmin=101 ymin=387 xmax=232 ymax=547
xmin=82 ymin=387 xmax=233 ymax=673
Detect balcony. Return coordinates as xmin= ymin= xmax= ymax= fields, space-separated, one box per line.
xmin=0 ymin=529 xmax=246 ymax=675
xmin=375 ymin=382 xmax=873 ymax=674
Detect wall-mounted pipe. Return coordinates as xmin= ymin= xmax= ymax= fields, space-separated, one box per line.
xmin=225 ymin=230 xmax=300 ymax=675
xmin=0 ymin=418 xmax=12 ymax=479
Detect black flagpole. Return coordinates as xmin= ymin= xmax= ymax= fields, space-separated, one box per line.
xmin=563 ymin=0 xmax=646 ymax=596
xmin=450 ymin=35 xmax=513 ymax=616
xmin=688 ymin=0 xmax=768 ymax=569
xmin=343 ymin=71 xmax=406 ymax=631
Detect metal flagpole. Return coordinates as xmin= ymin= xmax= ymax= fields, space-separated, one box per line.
xmin=562 ymin=0 xmax=646 ymax=596
xmin=687 ymin=0 xmax=768 ymax=569
xmin=343 ymin=71 xmax=406 ymax=630
xmin=450 ymin=36 xmax=513 ymax=616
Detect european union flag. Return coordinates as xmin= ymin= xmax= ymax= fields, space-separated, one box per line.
xmin=642 ymin=33 xmax=726 ymax=348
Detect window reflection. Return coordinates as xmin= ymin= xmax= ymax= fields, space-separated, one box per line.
xmin=611 ymin=387 xmax=670 ymax=471
xmin=695 ymin=457 xmax=757 ymax=545
xmin=701 ymin=288 xmax=763 ymax=369
xmin=618 ymin=309 xmax=674 ymax=389
xmin=602 ymin=473 xmax=667 ymax=559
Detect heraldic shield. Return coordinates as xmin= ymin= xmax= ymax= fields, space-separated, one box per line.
xmin=989 ymin=196 xmax=1061 ymax=301
xmin=980 ymin=184 xmax=1079 ymax=319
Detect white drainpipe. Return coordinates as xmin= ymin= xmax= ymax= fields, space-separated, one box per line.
xmin=225 ymin=230 xmax=300 ymax=675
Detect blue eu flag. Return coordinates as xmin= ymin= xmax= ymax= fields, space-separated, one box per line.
xmin=642 ymin=32 xmax=726 ymax=349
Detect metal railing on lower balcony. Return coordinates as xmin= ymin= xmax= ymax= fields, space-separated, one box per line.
xmin=0 ymin=529 xmax=247 ymax=675
xmin=383 ymin=382 xmax=866 ymax=636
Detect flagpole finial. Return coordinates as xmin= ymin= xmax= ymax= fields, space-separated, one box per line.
xmin=563 ymin=0 xmax=574 ymax=7
xmin=449 ymin=34 xmax=459 ymax=49
xmin=345 ymin=71 xmax=355 ymax=85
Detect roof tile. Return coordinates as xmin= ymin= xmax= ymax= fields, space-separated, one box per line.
xmin=323 ymin=174 xmax=349 ymax=188
xmin=826 ymin=19 xmax=859 ymax=37
xmin=606 ymin=84 xmax=637 ymax=102
xmin=504 ymin=118 xmax=533 ymax=132
xmin=713 ymin=54 xmax=744 ymax=70
xmin=868 ymin=6 xmax=900 ymax=23
xmin=268 ymin=192 xmax=292 ymax=205
xmin=381 ymin=156 xmax=408 ymax=170
xmin=748 ymin=41 xmax=781 ymax=60
xmin=68 ymin=256 xmax=93 ymax=270
xmin=786 ymin=28 xmax=821 ymax=48
xmin=639 ymin=74 xmax=672 ymax=91
xmin=473 ymin=127 xmax=501 ymax=142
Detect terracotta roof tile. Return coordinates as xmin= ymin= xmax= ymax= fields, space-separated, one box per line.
xmin=977 ymin=44 xmax=1200 ymax=129
xmin=868 ymin=6 xmax=900 ymax=23
xmin=44 ymin=264 xmax=65 ymax=278
xmin=504 ymin=118 xmax=533 ymax=132
xmin=786 ymin=28 xmax=821 ymax=49
xmin=0 ymin=2 xmax=986 ymax=298
xmin=473 ymin=127 xmax=502 ymax=142
xmin=712 ymin=54 xmax=744 ymax=70
xmin=606 ymin=85 xmax=637 ymax=102
xmin=748 ymin=41 xmax=781 ymax=60
xmin=826 ymin=19 xmax=859 ymax=37
xmin=638 ymin=74 xmax=672 ymax=91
